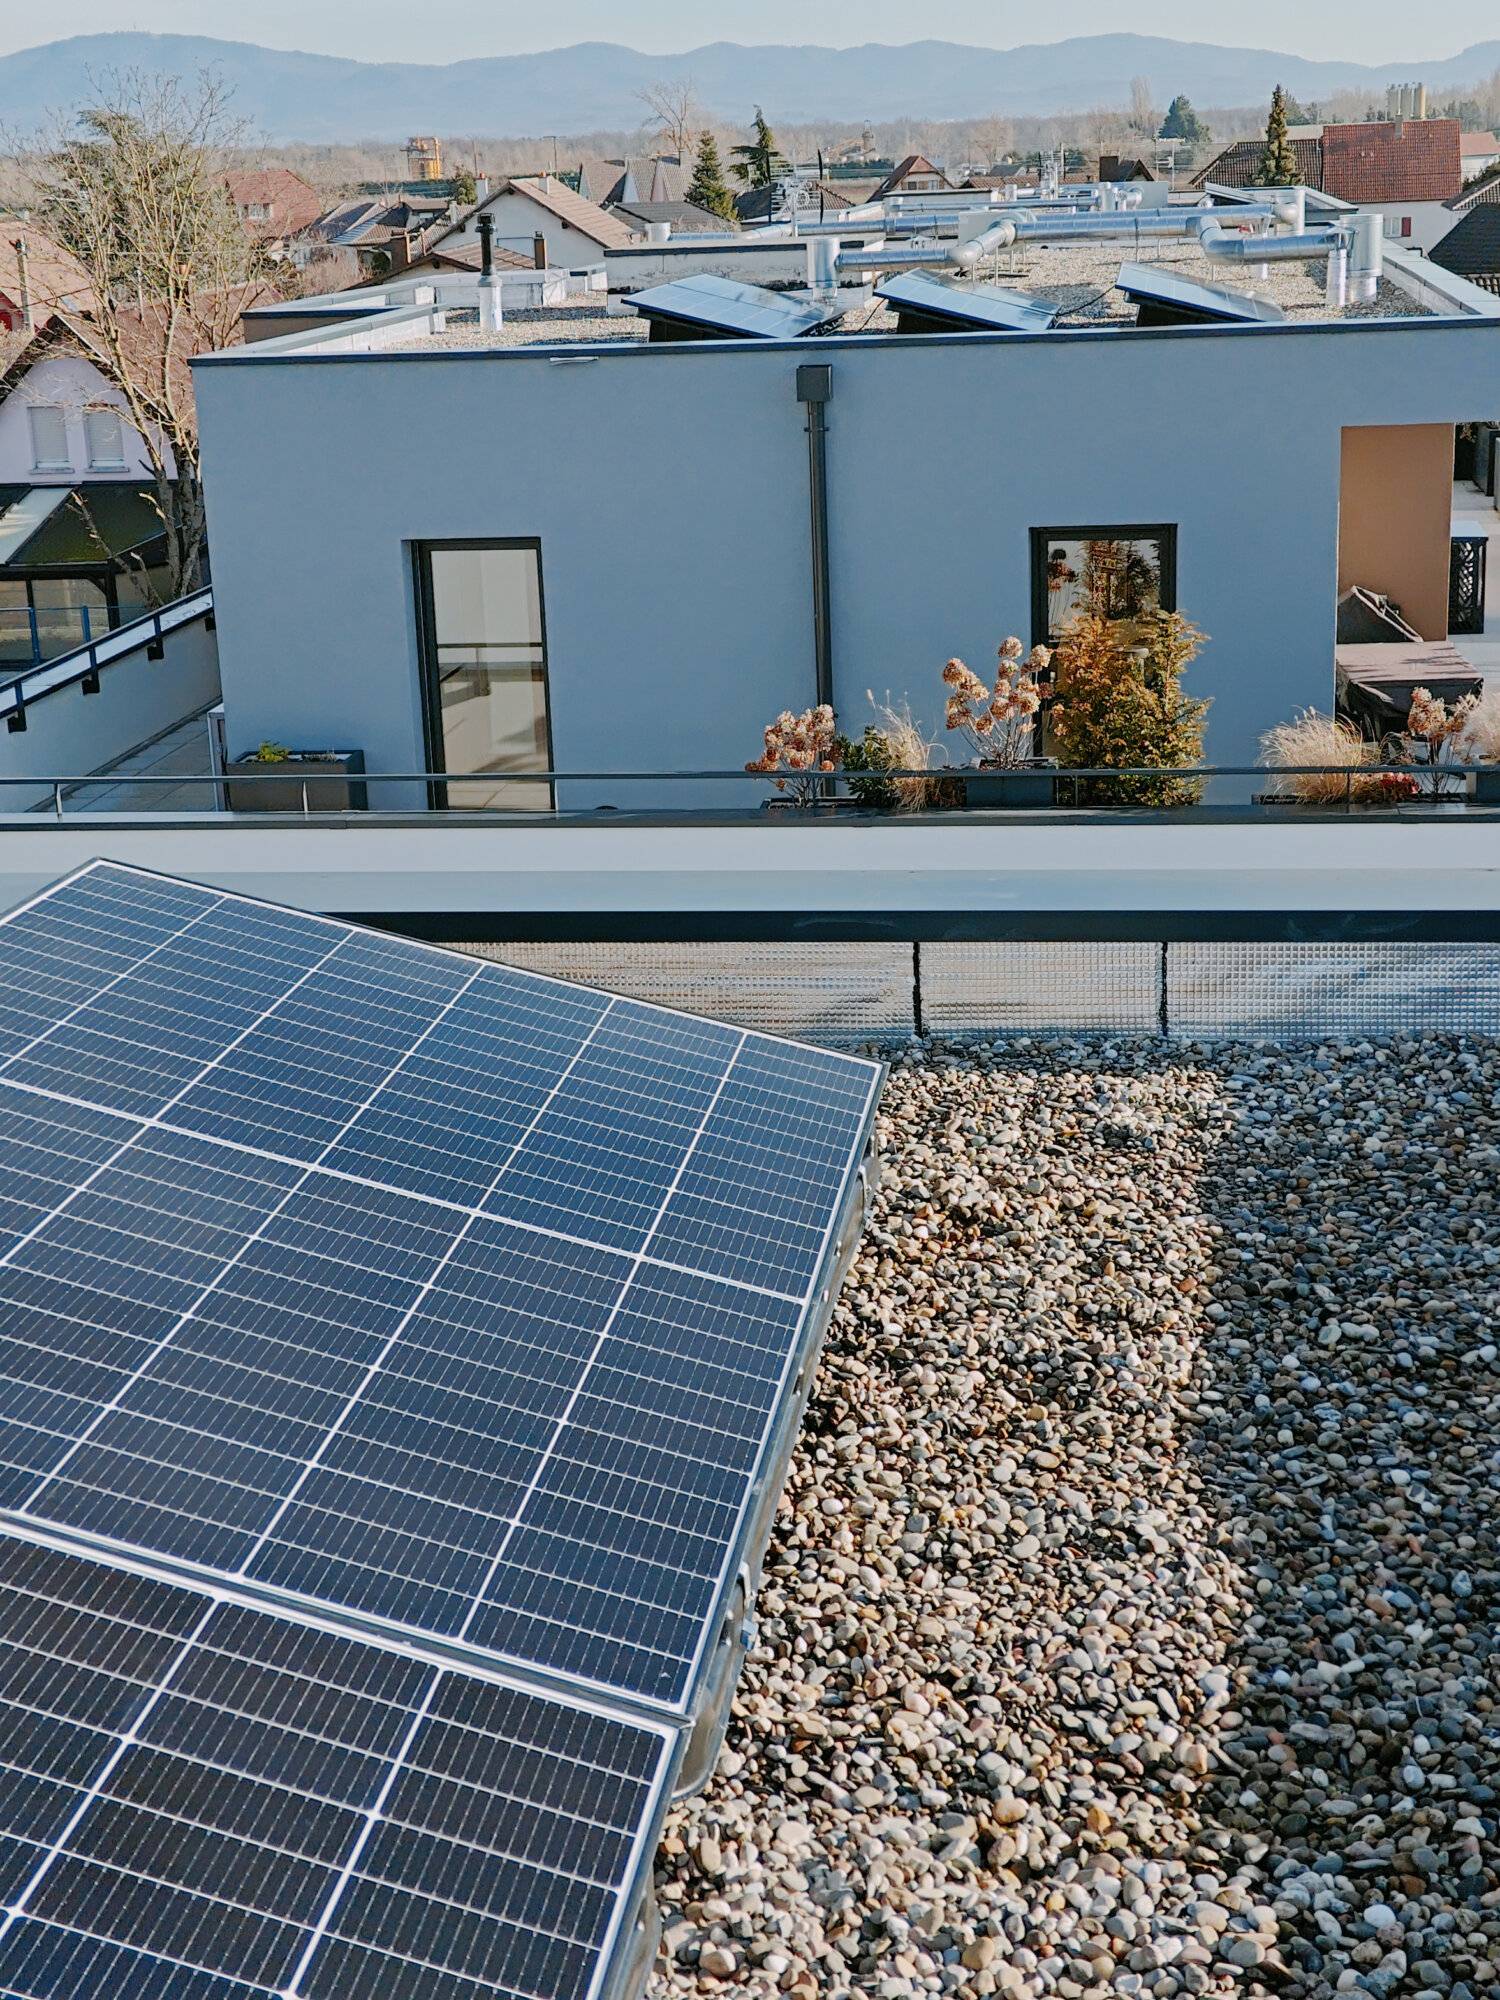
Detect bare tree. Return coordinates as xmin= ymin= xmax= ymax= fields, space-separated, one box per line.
xmin=22 ymin=69 xmax=267 ymax=601
xmin=635 ymin=77 xmax=700 ymax=162
xmin=1127 ymin=76 xmax=1159 ymax=141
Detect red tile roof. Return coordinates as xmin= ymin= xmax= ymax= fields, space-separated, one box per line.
xmin=1194 ymin=120 xmax=1463 ymax=205
xmin=1321 ymin=119 xmax=1462 ymax=204
xmin=224 ymin=168 xmax=327 ymax=240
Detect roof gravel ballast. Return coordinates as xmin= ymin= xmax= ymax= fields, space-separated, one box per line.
xmin=0 ymin=860 xmax=883 ymax=2000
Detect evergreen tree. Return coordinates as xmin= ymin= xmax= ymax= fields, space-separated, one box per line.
xmin=450 ymin=165 xmax=478 ymax=207
xmin=1258 ymin=85 xmax=1300 ymax=186
xmin=686 ymin=129 xmax=737 ymax=222
xmin=730 ymin=107 xmax=788 ymax=188
xmin=1159 ymin=95 xmax=1208 ymax=144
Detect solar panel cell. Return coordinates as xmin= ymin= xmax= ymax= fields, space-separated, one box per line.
xmin=481 ymin=1003 xmax=743 ymax=1250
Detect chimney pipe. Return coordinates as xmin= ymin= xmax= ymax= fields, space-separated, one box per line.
xmin=475 ymin=210 xmax=502 ymax=330
xmin=532 ymin=231 xmax=547 ymax=270
xmin=12 ymin=236 xmax=33 ymax=332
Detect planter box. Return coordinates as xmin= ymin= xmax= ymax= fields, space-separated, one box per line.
xmin=225 ymin=750 xmax=366 ymax=812
xmin=962 ymin=761 xmax=1057 ymax=810
xmin=1472 ymin=767 xmax=1500 ymax=805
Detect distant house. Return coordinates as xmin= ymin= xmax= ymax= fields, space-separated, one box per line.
xmin=575 ymin=157 xmax=685 ymax=208
xmin=0 ymin=327 xmax=170 ymax=666
xmin=1098 ymin=155 xmax=1158 ymax=184
xmin=1194 ymin=119 xmax=1465 ymax=250
xmin=224 ymin=169 xmax=326 ymax=260
xmin=872 ymin=155 xmax=952 ymax=197
xmin=733 ymin=181 xmax=857 ymax=224
xmin=610 ymin=200 xmax=731 ymax=237
xmin=1460 ymin=132 xmax=1500 ymax=180
xmin=0 ymin=230 xmax=94 ymax=336
xmin=307 ymin=194 xmax=456 ymax=275
xmin=1430 ymin=202 xmax=1500 ymax=293
xmin=433 ymin=177 xmax=637 ymax=268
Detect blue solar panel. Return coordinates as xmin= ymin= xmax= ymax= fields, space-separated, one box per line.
xmin=0 ymin=863 xmax=881 ymax=1715
xmin=0 ymin=1532 xmax=673 ymax=2000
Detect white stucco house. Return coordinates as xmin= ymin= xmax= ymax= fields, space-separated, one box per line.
xmin=0 ymin=330 xmax=173 ymax=666
xmin=431 ymin=176 xmax=639 ymax=270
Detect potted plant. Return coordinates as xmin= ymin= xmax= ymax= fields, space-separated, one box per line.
xmin=1047 ymin=610 xmax=1208 ymax=808
xmin=1257 ymin=711 xmax=1420 ymax=806
xmin=1456 ymin=690 xmax=1500 ymax=803
xmin=224 ymin=741 xmax=367 ymax=812
xmin=837 ymin=693 xmax=957 ymax=814
xmin=746 ymin=704 xmax=842 ymax=809
xmin=942 ymin=638 xmax=1055 ymax=808
xmin=1405 ymin=686 xmax=1477 ymax=802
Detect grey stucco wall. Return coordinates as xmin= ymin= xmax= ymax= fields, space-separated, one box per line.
xmin=194 ymin=317 xmax=1500 ymax=801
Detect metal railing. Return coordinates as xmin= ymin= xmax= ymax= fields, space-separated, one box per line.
xmin=0 ymin=590 xmax=214 ymax=733
xmin=0 ymin=603 xmax=108 ymax=669
xmin=1 ymin=760 xmax=1495 ymax=820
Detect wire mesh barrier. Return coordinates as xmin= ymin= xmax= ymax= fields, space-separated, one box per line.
xmin=458 ymin=941 xmax=916 ymax=1040
xmin=462 ymin=940 xmax=1500 ymax=1044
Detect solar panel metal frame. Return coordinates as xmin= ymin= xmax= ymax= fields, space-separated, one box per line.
xmin=625 ymin=272 xmax=836 ymax=340
xmin=1115 ymin=260 xmax=1288 ymax=326
xmin=875 ymin=268 xmax=1061 ymax=333
xmin=0 ymin=861 xmax=884 ymax=1729
xmin=0 ymin=1518 xmax=681 ymax=2000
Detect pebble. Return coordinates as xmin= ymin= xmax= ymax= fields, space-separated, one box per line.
xmin=651 ymin=1037 xmax=1500 ymax=1999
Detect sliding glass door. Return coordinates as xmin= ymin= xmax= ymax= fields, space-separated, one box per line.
xmin=416 ymin=542 xmax=552 ymax=809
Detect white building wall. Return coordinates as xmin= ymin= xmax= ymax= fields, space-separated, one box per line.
xmin=1357 ymin=200 xmax=1461 ymax=253
xmin=193 ymin=315 xmax=1500 ymax=800
xmin=0 ymin=354 xmax=161 ymax=485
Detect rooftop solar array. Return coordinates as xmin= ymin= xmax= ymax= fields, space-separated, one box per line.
xmin=0 ymin=1532 xmax=674 ymax=2000
xmin=875 ymin=269 xmax=1061 ymax=334
xmin=626 ymin=272 xmax=839 ymax=341
xmin=1115 ymin=261 xmax=1288 ymax=327
xmin=0 ymin=860 xmax=882 ymax=2000
xmin=0 ymin=863 xmax=881 ymax=1714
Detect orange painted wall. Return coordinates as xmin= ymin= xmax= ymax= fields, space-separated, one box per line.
xmin=1339 ymin=424 xmax=1455 ymax=640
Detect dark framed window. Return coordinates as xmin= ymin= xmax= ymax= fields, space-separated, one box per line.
xmin=1030 ymin=525 xmax=1177 ymax=649
xmin=413 ymin=540 xmax=553 ymax=810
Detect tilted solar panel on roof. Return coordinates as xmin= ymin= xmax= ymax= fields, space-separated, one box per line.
xmin=0 ymin=1532 xmax=673 ymax=2000
xmin=0 ymin=863 xmax=882 ymax=1716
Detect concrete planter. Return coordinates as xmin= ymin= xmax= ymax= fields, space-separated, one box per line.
xmin=1471 ymin=767 xmax=1500 ymax=805
xmin=962 ymin=760 xmax=1058 ymax=810
xmin=225 ymin=750 xmax=366 ymax=812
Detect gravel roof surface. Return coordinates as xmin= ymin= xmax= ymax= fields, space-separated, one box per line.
xmin=391 ymin=243 xmax=1423 ymax=351
xmin=650 ymin=1036 xmax=1500 ymax=1999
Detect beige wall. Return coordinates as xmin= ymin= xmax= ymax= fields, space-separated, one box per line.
xmin=1339 ymin=424 xmax=1456 ymax=640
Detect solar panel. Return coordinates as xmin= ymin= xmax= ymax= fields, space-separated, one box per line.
xmin=0 ymin=863 xmax=882 ymax=1715
xmin=0 ymin=1530 xmax=673 ymax=2000
xmin=1115 ymin=261 xmax=1288 ymax=326
xmin=626 ymin=273 xmax=837 ymax=341
xmin=876 ymin=269 xmax=1060 ymax=333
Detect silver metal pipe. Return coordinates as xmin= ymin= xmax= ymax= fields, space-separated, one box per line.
xmin=1197 ymin=224 xmax=1346 ymax=263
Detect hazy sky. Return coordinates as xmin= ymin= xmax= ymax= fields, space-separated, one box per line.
xmin=3 ymin=0 xmax=1487 ymax=65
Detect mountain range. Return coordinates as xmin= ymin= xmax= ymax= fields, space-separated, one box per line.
xmin=1 ymin=31 xmax=1498 ymax=143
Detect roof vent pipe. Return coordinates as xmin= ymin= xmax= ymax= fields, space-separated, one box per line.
xmin=808 ymin=235 xmax=840 ymax=296
xmin=1326 ymin=241 xmax=1349 ymax=309
xmin=1349 ymin=211 xmax=1383 ymax=303
xmin=475 ymin=211 xmax=503 ymax=330
xmin=646 ymin=220 xmax=671 ymax=244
